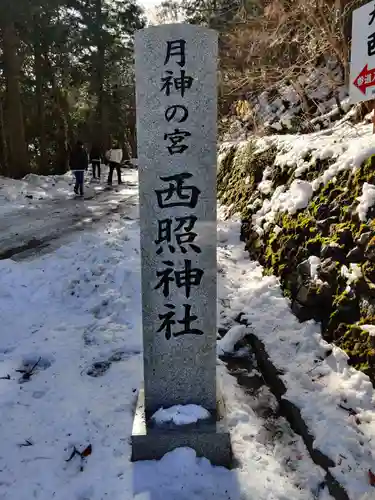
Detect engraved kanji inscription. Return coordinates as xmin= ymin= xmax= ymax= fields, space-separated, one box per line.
xmin=157 ymin=303 xmax=204 ymax=340
xmin=155 ymin=215 xmax=201 ymax=255
xmin=155 ymin=259 xmax=204 ymax=298
xmin=164 ymin=39 xmax=186 ymax=67
xmin=164 ymin=129 xmax=191 ymax=155
xmin=155 ymin=173 xmax=201 ymax=209
xmin=165 ymin=105 xmax=188 ymax=123
xmin=161 ymin=70 xmax=194 ymax=97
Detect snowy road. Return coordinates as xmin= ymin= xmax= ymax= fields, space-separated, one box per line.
xmin=0 ymin=170 xmax=138 ymax=260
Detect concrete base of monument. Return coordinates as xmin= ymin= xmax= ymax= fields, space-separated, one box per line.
xmin=131 ymin=388 xmax=232 ymax=467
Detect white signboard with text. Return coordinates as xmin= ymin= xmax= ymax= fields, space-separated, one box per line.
xmin=350 ymin=1 xmax=375 ymax=103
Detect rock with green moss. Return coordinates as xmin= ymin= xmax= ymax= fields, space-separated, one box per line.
xmin=218 ymin=142 xmax=277 ymax=218
xmin=336 ymin=324 xmax=375 ymax=379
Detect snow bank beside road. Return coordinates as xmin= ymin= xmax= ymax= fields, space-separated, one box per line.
xmin=0 ymin=164 xmax=111 ymax=216
xmin=0 ymin=171 xmax=76 ymax=214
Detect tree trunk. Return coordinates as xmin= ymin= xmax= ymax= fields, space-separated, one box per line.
xmin=34 ymin=41 xmax=48 ymax=174
xmin=126 ymin=107 xmax=137 ymax=158
xmin=94 ymin=0 xmax=105 ymax=149
xmin=43 ymin=51 xmax=72 ymax=174
xmin=52 ymin=89 xmax=69 ymax=175
xmin=2 ymin=21 xmax=29 ymax=179
xmin=52 ymin=89 xmax=70 ymax=175
xmin=0 ymin=96 xmax=9 ymax=176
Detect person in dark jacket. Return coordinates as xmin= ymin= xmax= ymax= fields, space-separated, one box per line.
xmin=90 ymin=144 xmax=102 ymax=180
xmin=69 ymin=140 xmax=89 ymax=196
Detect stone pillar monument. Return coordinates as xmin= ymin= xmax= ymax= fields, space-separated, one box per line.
xmin=131 ymin=23 xmax=231 ymax=466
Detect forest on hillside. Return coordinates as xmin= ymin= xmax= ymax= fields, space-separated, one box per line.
xmin=0 ymin=0 xmax=366 ymax=179
xmin=0 ymin=0 xmax=145 ymax=179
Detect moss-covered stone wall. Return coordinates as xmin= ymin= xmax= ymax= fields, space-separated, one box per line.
xmin=218 ymin=145 xmax=375 ymax=383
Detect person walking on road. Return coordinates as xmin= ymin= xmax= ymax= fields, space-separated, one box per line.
xmin=90 ymin=144 xmax=102 ymax=180
xmin=69 ymin=140 xmax=89 ymax=197
xmin=106 ymin=143 xmax=123 ymax=186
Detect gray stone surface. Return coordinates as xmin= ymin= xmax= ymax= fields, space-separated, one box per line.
xmin=131 ymin=387 xmax=232 ymax=467
xmin=135 ymin=24 xmax=218 ymax=413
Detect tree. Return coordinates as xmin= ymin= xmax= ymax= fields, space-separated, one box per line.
xmin=71 ymin=0 xmax=145 ymax=149
xmin=0 ymin=2 xmax=29 ymax=178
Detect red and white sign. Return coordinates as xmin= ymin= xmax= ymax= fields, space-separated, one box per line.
xmin=350 ymin=1 xmax=375 ymax=103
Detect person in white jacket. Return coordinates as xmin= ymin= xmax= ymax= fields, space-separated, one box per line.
xmin=106 ymin=143 xmax=123 ymax=185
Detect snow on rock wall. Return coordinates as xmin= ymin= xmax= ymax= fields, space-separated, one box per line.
xmin=218 ymin=115 xmax=375 ymax=384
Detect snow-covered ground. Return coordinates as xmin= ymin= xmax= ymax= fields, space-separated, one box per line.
xmin=0 ymin=171 xmax=374 ymax=499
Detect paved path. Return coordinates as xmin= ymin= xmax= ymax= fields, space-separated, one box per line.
xmin=0 ymin=173 xmax=138 ymax=261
